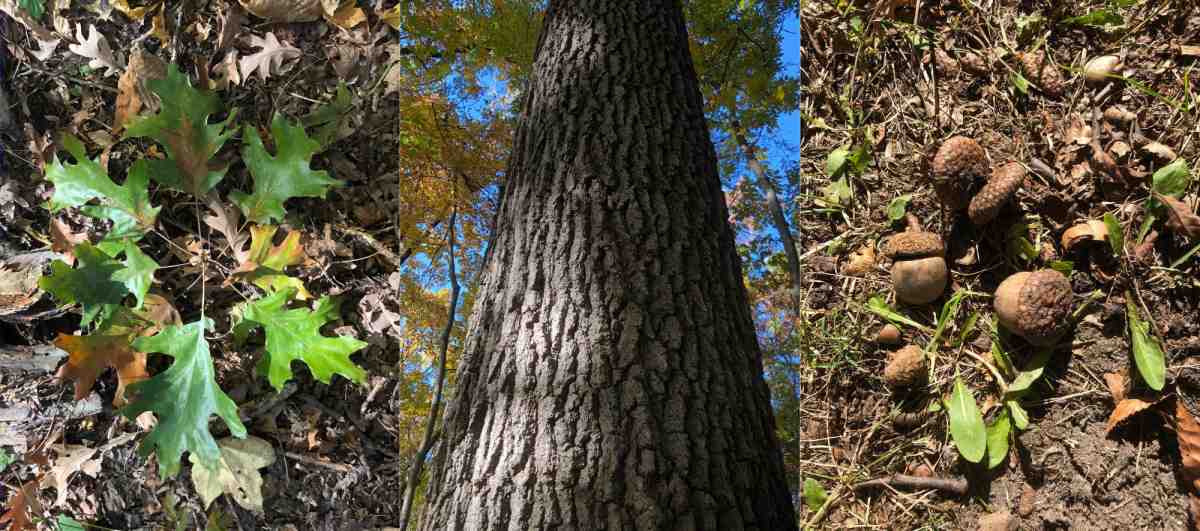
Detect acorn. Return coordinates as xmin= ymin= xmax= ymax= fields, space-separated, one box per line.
xmin=1084 ymin=55 xmax=1123 ymax=83
xmin=884 ymin=345 xmax=928 ymax=389
xmin=930 ymin=136 xmax=989 ymax=211
xmin=968 ymin=161 xmax=1026 ymax=225
xmin=884 ymin=230 xmax=947 ymax=305
xmin=994 ymin=270 xmax=1074 ymax=346
xmin=875 ymin=324 xmax=902 ymax=345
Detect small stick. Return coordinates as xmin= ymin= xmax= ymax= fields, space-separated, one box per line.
xmin=282 ymin=451 xmax=354 ymax=473
xmin=853 ymin=474 xmax=969 ymax=495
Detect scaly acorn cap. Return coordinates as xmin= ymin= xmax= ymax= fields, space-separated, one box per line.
xmin=930 ymin=136 xmax=988 ymax=210
xmin=884 ymin=232 xmax=945 ymax=259
xmin=968 ymin=161 xmax=1026 ymax=225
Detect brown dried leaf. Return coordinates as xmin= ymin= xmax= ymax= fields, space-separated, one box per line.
xmin=68 ymin=24 xmax=121 ymax=77
xmin=322 ymin=0 xmax=365 ymax=29
xmin=239 ymin=0 xmax=321 ymax=22
xmin=49 ymin=218 xmax=87 ymax=265
xmin=1177 ymin=399 xmax=1200 ymax=493
xmin=210 ymin=50 xmax=242 ymax=91
xmin=40 ymin=444 xmax=99 ymax=507
xmin=1103 ymin=372 xmax=1126 ymax=402
xmin=1065 ymin=114 xmax=1092 ymax=145
xmin=217 ymin=2 xmax=248 ymax=52
xmin=0 ymin=478 xmax=43 ymax=530
xmin=114 ymin=49 xmax=167 ymax=132
xmin=1157 ymin=193 xmax=1200 ymax=241
xmin=203 ymin=194 xmax=251 ymax=263
xmin=239 ymin=32 xmax=302 ymax=82
xmin=1105 ymin=398 xmax=1156 ymax=435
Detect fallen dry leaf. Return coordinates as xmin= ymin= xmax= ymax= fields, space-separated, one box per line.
xmin=148 ymin=3 xmax=170 ymax=44
xmin=68 ymin=24 xmax=121 ymax=77
xmin=190 ymin=436 xmax=276 ymax=512
xmin=322 ymin=0 xmax=365 ymax=29
xmin=842 ymin=241 xmax=876 ymax=276
xmin=239 ymin=32 xmax=302 ymax=82
xmin=239 ymin=0 xmax=322 ymax=22
xmin=203 ymin=194 xmax=251 ymax=263
xmin=114 ymin=48 xmax=168 ymax=132
xmin=49 ymin=218 xmax=87 ymax=265
xmin=0 ymin=478 xmax=43 ymax=530
xmin=41 ymin=445 xmax=100 ymax=507
xmin=1157 ymin=193 xmax=1200 ymax=241
xmin=1177 ymin=399 xmax=1200 ymax=493
xmin=211 ymin=50 xmax=242 ymax=91
xmin=1103 ymin=371 xmax=1126 ymax=402
xmin=1105 ymin=397 xmax=1157 ymax=435
xmin=111 ymin=0 xmax=153 ymax=20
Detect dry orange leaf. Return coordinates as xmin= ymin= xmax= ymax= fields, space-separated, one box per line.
xmin=1178 ymin=399 xmax=1200 ymax=493
xmin=0 ymin=478 xmax=43 ymax=530
xmin=323 ymin=0 xmax=365 ymax=29
xmin=114 ymin=48 xmax=167 ymax=132
xmin=1103 ymin=371 xmax=1126 ymax=402
xmin=49 ymin=218 xmax=86 ymax=265
xmin=54 ymin=295 xmax=180 ymax=406
xmin=238 ymin=0 xmax=322 ymax=22
xmin=1105 ymin=397 xmax=1157 ymax=435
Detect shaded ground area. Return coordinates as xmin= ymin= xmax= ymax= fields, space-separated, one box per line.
xmin=0 ymin=0 xmax=401 ymax=527
xmin=800 ymin=2 xmax=1200 ymax=528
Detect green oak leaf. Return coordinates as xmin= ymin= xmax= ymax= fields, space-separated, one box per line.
xmin=45 ymin=136 xmax=160 ymax=232
xmin=124 ymin=64 xmax=237 ymax=197
xmin=124 ymin=319 xmax=246 ymax=477
xmin=39 ymin=242 xmax=128 ymax=328
xmin=231 ymin=114 xmax=344 ymax=224
xmin=237 ymin=288 xmax=367 ymax=391
xmin=113 ymin=241 xmax=158 ymax=310
xmin=300 ymin=82 xmax=352 ymax=150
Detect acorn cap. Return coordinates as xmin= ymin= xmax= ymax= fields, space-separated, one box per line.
xmin=1017 ymin=51 xmax=1064 ymax=97
xmin=884 ymin=232 xmax=945 ymax=259
xmin=968 ymin=161 xmax=1026 ymax=225
xmin=994 ymin=270 xmax=1073 ymax=346
xmin=884 ymin=345 xmax=927 ymax=389
xmin=930 ymin=136 xmax=988 ymax=210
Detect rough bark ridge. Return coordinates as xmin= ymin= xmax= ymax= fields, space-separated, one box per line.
xmin=419 ymin=1 xmax=797 ymax=529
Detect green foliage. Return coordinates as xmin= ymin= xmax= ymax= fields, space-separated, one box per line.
xmin=1151 ymin=158 xmax=1191 ymax=197
xmin=113 ymin=241 xmax=158 ymax=310
xmin=124 ymin=64 xmax=237 ymax=198
xmin=231 ymin=114 xmax=344 ymax=224
xmin=235 ymin=288 xmax=367 ymax=391
xmin=865 ymin=295 xmax=931 ymax=332
xmin=1126 ymin=295 xmax=1166 ymax=391
xmin=45 ymin=135 xmax=160 ymax=238
xmin=886 ymin=194 xmax=911 ymax=223
xmin=40 ymin=243 xmax=129 ymax=328
xmin=124 ymin=319 xmax=247 ymax=477
xmin=947 ymin=375 xmax=986 ymax=463
xmin=802 ymin=478 xmax=828 ymax=512
xmin=1103 ymin=212 xmax=1123 ymax=256
xmin=986 ymin=408 xmax=1011 ymax=469
xmin=18 ymin=0 xmax=43 ymax=19
xmin=301 ymin=83 xmax=353 ymax=150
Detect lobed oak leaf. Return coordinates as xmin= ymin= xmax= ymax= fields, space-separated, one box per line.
xmin=226 ymin=224 xmax=310 ymax=299
xmin=45 ymin=134 xmax=161 ymax=233
xmin=239 ymin=32 xmax=301 ymax=82
xmin=124 ymin=64 xmax=238 ymax=198
xmin=39 ymin=242 xmax=128 ymax=328
xmin=230 ymin=114 xmax=343 ymax=224
xmin=1177 ymin=399 xmax=1200 ymax=493
xmin=235 ymin=288 xmax=366 ymax=391
xmin=238 ymin=0 xmax=321 ymax=22
xmin=0 ymin=478 xmax=43 ymax=530
xmin=322 ymin=0 xmax=364 ymax=29
xmin=189 ymin=435 xmax=274 ymax=512
xmin=67 ymin=24 xmax=120 ymax=76
xmin=122 ymin=318 xmax=247 ymax=477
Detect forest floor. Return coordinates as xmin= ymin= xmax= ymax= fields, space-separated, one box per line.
xmin=0 ymin=1 xmax=401 ymax=528
xmin=800 ymin=2 xmax=1200 ymax=529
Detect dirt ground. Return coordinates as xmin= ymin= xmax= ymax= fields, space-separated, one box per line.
xmin=1 ymin=1 xmax=401 ymax=528
xmin=800 ymin=2 xmax=1200 ymax=529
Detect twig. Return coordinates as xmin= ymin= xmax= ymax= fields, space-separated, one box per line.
xmin=852 ymin=473 xmax=969 ymax=495
xmin=282 ymin=451 xmax=354 ymax=473
xmin=399 ymin=210 xmax=459 ymax=531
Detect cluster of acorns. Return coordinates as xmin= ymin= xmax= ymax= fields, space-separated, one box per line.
xmin=881 ymin=137 xmax=1074 ymax=390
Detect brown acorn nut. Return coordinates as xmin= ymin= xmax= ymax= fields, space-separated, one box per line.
xmin=885 ymin=231 xmax=948 ymax=305
xmin=994 ymin=270 xmax=1074 ymax=346
xmin=875 ymin=324 xmax=902 ymax=345
xmin=884 ymin=345 xmax=927 ymax=389
xmin=930 ymin=136 xmax=989 ymax=210
xmin=968 ymin=162 xmax=1026 ymax=225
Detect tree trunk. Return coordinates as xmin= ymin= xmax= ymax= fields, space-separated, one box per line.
xmin=418 ymin=1 xmax=797 ymax=529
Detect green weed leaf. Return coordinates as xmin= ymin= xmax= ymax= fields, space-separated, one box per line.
xmin=1151 ymin=158 xmax=1192 ymax=198
xmin=18 ymin=0 xmax=44 ymax=19
xmin=1062 ymin=9 xmax=1123 ymax=29
xmin=1011 ymin=72 xmax=1029 ymax=95
xmin=300 ymin=83 xmax=353 ymax=150
xmin=1007 ymin=400 xmax=1030 ymax=430
xmin=1103 ymin=212 xmax=1123 ymax=255
xmin=866 ymin=295 xmax=931 ymax=332
xmin=124 ymin=319 xmax=247 ymax=477
xmin=124 ymin=64 xmax=237 ymax=197
xmin=803 ymin=478 xmax=828 ymax=512
xmin=236 ymin=288 xmax=367 ymax=391
xmin=986 ymin=408 xmax=1011 ymax=469
xmin=947 ymin=375 xmax=987 ymax=463
xmin=826 ymin=146 xmax=849 ymax=177
xmin=887 ymin=194 xmax=912 ymax=222
xmin=1126 ymin=296 xmax=1166 ymax=391
xmin=231 ymin=114 xmax=343 ymax=224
